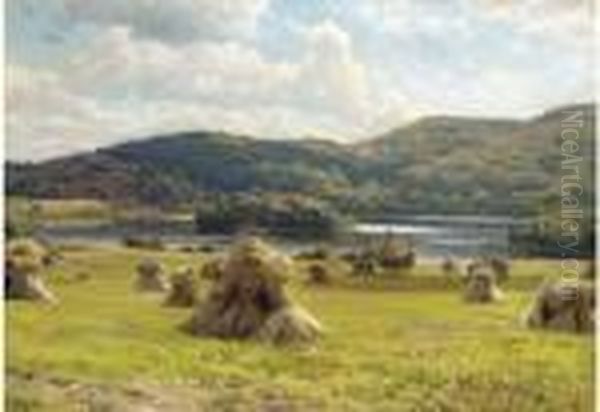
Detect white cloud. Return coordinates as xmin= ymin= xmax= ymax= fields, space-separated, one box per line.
xmin=475 ymin=0 xmax=594 ymax=46
xmin=6 ymin=1 xmax=593 ymax=160
xmin=7 ymin=21 xmax=389 ymax=160
xmin=62 ymin=0 xmax=269 ymax=43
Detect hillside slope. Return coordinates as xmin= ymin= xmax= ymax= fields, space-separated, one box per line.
xmin=7 ymin=103 xmax=595 ymax=217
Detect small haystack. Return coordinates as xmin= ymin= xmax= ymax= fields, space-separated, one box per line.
xmin=489 ymin=257 xmax=510 ymax=284
xmin=164 ymin=267 xmax=198 ymax=307
xmin=134 ymin=258 xmax=169 ymax=292
xmin=525 ymin=281 xmax=595 ymax=333
xmin=199 ymin=258 xmax=225 ymax=281
xmin=378 ymin=236 xmax=416 ymax=269
xmin=463 ymin=268 xmax=504 ymax=303
xmin=5 ymin=238 xmax=57 ymax=303
xmin=352 ymin=252 xmax=378 ymax=281
xmin=441 ymin=256 xmax=457 ymax=276
xmin=306 ymin=262 xmax=331 ymax=285
xmin=184 ymin=237 xmax=322 ymax=345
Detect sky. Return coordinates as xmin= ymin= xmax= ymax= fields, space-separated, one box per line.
xmin=6 ymin=0 xmax=595 ymax=160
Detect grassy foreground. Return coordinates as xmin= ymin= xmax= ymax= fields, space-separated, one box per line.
xmin=6 ymin=246 xmax=594 ymax=411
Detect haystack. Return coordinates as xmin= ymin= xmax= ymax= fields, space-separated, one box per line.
xmin=306 ymin=262 xmax=331 ymax=285
xmin=525 ymin=281 xmax=594 ymax=333
xmin=489 ymin=257 xmax=510 ymax=284
xmin=200 ymin=258 xmax=225 ymax=281
xmin=352 ymin=252 xmax=378 ymax=280
xmin=378 ymin=236 xmax=415 ymax=269
xmin=134 ymin=258 xmax=169 ymax=292
xmin=463 ymin=268 xmax=504 ymax=303
xmin=164 ymin=267 xmax=198 ymax=307
xmin=5 ymin=238 xmax=57 ymax=303
xmin=184 ymin=237 xmax=321 ymax=345
xmin=441 ymin=256 xmax=457 ymax=276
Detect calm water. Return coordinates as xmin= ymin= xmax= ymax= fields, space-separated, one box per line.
xmin=39 ymin=215 xmax=516 ymax=258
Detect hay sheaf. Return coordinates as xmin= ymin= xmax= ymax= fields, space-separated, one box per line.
xmin=7 ymin=238 xmax=48 ymax=274
xmin=134 ymin=258 xmax=169 ymax=292
xmin=5 ymin=238 xmax=57 ymax=303
xmin=441 ymin=257 xmax=458 ymax=277
xmin=463 ymin=268 xmax=504 ymax=303
xmin=379 ymin=238 xmax=416 ymax=269
xmin=164 ymin=267 xmax=198 ymax=307
xmin=306 ymin=263 xmax=331 ymax=285
xmin=466 ymin=257 xmax=510 ymax=284
xmin=199 ymin=258 xmax=226 ymax=281
xmin=184 ymin=237 xmax=321 ymax=345
xmin=525 ymin=281 xmax=595 ymax=333
xmin=257 ymin=306 xmax=322 ymax=345
xmin=489 ymin=257 xmax=510 ymax=284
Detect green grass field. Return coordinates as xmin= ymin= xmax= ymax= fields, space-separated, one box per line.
xmin=6 ymin=246 xmax=594 ymax=411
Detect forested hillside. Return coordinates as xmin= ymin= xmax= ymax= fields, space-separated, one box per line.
xmin=7 ymin=103 xmax=595 ymax=222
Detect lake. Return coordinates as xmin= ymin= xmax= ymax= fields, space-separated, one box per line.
xmin=38 ymin=215 xmax=524 ymax=259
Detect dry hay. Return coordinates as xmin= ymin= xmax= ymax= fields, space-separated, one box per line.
xmin=199 ymin=258 xmax=225 ymax=281
xmin=463 ymin=268 xmax=504 ymax=303
xmin=184 ymin=237 xmax=321 ymax=345
xmin=466 ymin=257 xmax=510 ymax=284
xmin=465 ymin=258 xmax=485 ymax=278
xmin=380 ymin=250 xmax=416 ymax=269
xmin=5 ymin=238 xmax=57 ymax=303
xmin=257 ymin=305 xmax=322 ymax=345
xmin=441 ymin=257 xmax=457 ymax=276
xmin=525 ymin=281 xmax=595 ymax=333
xmin=352 ymin=252 xmax=379 ymax=280
xmin=42 ymin=247 xmax=63 ymax=268
xmin=134 ymin=258 xmax=169 ymax=292
xmin=306 ymin=262 xmax=331 ymax=285
xmin=488 ymin=257 xmax=510 ymax=284
xmin=378 ymin=237 xmax=416 ymax=269
xmin=164 ymin=267 xmax=198 ymax=307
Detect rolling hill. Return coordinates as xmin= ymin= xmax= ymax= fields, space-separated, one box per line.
xmin=7 ymin=103 xmax=595 ymax=218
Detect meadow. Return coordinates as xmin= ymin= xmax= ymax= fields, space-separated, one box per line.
xmin=6 ymin=245 xmax=594 ymax=411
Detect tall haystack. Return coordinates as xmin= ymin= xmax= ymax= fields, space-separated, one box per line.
xmin=5 ymin=238 xmax=57 ymax=303
xmin=463 ymin=268 xmax=504 ymax=303
xmin=164 ymin=267 xmax=198 ymax=307
xmin=134 ymin=258 xmax=169 ymax=292
xmin=525 ymin=281 xmax=594 ymax=333
xmin=183 ymin=237 xmax=322 ymax=345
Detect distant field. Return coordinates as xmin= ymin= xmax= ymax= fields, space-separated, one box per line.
xmin=7 ymin=198 xmax=194 ymax=223
xmin=34 ymin=199 xmax=115 ymax=221
xmin=6 ymin=246 xmax=594 ymax=411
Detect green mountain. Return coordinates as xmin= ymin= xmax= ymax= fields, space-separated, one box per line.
xmin=7 ymin=103 xmax=595 ymax=219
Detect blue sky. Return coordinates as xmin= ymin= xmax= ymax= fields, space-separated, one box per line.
xmin=6 ymin=0 xmax=594 ymax=160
